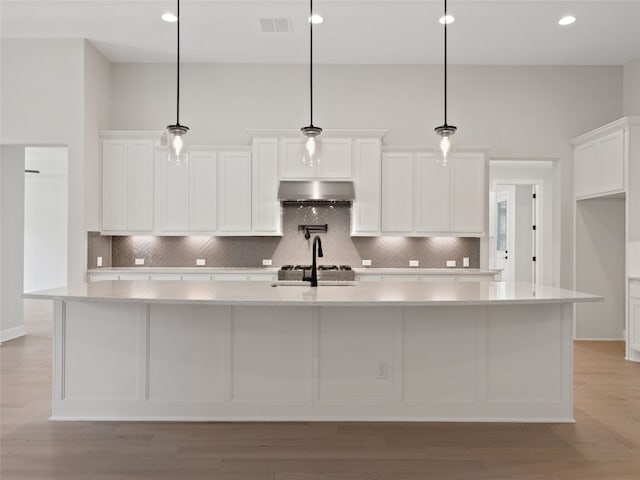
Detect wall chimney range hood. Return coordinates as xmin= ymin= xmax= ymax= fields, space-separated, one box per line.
xmin=278 ymin=180 xmax=355 ymax=204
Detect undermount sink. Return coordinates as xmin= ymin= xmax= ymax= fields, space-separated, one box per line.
xmin=270 ymin=281 xmax=357 ymax=287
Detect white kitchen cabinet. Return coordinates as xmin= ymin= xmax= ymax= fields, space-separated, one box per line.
xmin=252 ymin=138 xmax=282 ymax=235
xmin=381 ymin=150 xmax=486 ymax=236
xmin=628 ymin=280 xmax=640 ymax=362
xmin=450 ymin=153 xmax=486 ymax=233
xmin=155 ymin=150 xmax=217 ymax=233
xmin=190 ymin=152 xmax=218 ymax=232
xmin=573 ymin=126 xmax=625 ymax=199
xmin=218 ymin=151 xmax=252 ymax=233
xmin=279 ymin=137 xmax=352 ymax=179
xmin=415 ymin=153 xmax=449 ymax=232
xmin=102 ymin=137 xmax=154 ymax=233
xmin=381 ymin=152 xmax=414 ymax=233
xmin=351 ymin=138 xmax=382 ymax=235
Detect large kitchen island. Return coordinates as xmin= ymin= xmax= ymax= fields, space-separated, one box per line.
xmin=25 ymin=280 xmax=600 ymax=423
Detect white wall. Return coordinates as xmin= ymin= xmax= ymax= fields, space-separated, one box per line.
xmin=1 ymin=146 xmax=26 ymax=342
xmin=23 ymin=147 xmax=68 ymax=293
xmin=0 ymin=39 xmax=85 ymax=286
xmin=1 ymin=39 xmax=111 ymax=286
xmin=84 ymin=41 xmax=112 ymax=231
xmin=112 ymin=64 xmax=623 ymax=287
xmin=624 ymin=56 xmax=640 ymax=116
xmin=575 ymin=197 xmax=625 ymax=340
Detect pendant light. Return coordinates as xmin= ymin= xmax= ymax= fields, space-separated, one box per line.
xmin=301 ymin=0 xmax=322 ymax=167
xmin=434 ymin=0 xmax=457 ymax=166
xmin=166 ymin=0 xmax=189 ymax=165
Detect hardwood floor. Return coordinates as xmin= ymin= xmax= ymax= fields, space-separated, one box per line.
xmin=2 ymin=300 xmax=639 ymax=479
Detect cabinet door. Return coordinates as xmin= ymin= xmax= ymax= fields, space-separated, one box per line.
xmin=102 ymin=139 xmax=127 ymax=231
xmin=574 ymin=141 xmax=599 ymax=198
xmin=218 ymin=151 xmax=252 ymax=233
xmin=158 ymin=152 xmax=190 ymax=231
xmin=280 ymin=138 xmax=315 ymax=179
xmin=252 ymin=138 xmax=281 ymax=234
xmin=450 ymin=153 xmax=485 ymax=234
xmin=415 ymin=153 xmax=450 ymax=232
xmin=598 ymin=130 xmax=625 ymax=194
xmin=351 ymin=139 xmax=381 ymax=235
xmin=190 ymin=151 xmax=217 ymax=232
xmin=316 ymin=138 xmax=352 ymax=179
xmin=381 ymin=153 xmax=414 ymax=233
xmin=126 ymin=140 xmax=154 ymax=231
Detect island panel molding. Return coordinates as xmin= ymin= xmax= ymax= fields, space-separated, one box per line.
xmin=28 ymin=281 xmax=599 ymax=422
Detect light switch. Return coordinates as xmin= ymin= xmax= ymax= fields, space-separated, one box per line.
xmin=262 ymin=259 xmax=273 ymax=266
xmin=362 ymin=259 xmax=372 ymax=267
xmin=196 ymin=259 xmax=206 ymax=266
xmin=446 ymin=260 xmax=456 ymax=267
xmin=135 ymin=258 xmax=144 ymax=266
xmin=409 ymin=260 xmax=419 ymax=267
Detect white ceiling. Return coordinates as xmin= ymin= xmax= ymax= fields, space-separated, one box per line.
xmin=2 ymin=0 xmax=640 ymax=65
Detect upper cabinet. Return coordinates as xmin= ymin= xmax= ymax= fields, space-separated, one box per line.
xmin=218 ymin=151 xmax=252 ymax=233
xmin=102 ymin=134 xmax=155 ymax=233
xmin=252 ymin=138 xmax=282 ymax=235
xmin=154 ymin=149 xmax=217 ymax=234
xmin=381 ymin=150 xmax=487 ymax=236
xmin=279 ymin=137 xmax=352 ymax=179
xmin=573 ymin=120 xmax=628 ymax=199
xmin=351 ymin=138 xmax=383 ymax=235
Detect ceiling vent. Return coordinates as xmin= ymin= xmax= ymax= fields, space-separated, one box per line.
xmin=260 ymin=18 xmax=291 ymax=33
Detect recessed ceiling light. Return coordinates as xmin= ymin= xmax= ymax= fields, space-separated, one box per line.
xmin=308 ymin=14 xmax=324 ymax=24
xmin=162 ymin=12 xmax=178 ymax=23
xmin=439 ymin=15 xmax=455 ymax=25
xmin=558 ymin=15 xmax=576 ymax=26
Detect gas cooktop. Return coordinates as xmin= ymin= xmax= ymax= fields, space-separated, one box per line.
xmin=278 ymin=264 xmax=355 ymax=281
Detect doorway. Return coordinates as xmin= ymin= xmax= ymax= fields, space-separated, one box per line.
xmin=23 ymin=147 xmax=68 ymax=292
xmin=489 ymin=160 xmax=554 ymax=286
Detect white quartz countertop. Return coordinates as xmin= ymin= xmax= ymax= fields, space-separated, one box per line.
xmin=87 ymin=267 xmax=279 ymax=274
xmin=25 ymin=280 xmax=601 ymax=307
xmin=353 ymin=268 xmax=500 ymax=275
xmin=87 ymin=267 xmax=499 ymax=275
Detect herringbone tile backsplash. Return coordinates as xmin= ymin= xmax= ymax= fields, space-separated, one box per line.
xmin=92 ymin=205 xmax=479 ymax=268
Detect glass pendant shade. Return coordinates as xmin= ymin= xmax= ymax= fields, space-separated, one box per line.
xmin=167 ymin=0 xmax=189 ymax=166
xmin=167 ymin=125 xmax=189 ymax=166
xmin=434 ymin=125 xmax=457 ymax=166
xmin=301 ymin=125 xmax=322 ymax=167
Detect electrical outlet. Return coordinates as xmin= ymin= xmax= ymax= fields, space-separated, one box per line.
xmin=446 ymin=260 xmax=456 ymax=267
xmin=135 ymin=258 xmax=145 ymax=266
xmin=409 ymin=260 xmax=419 ymax=267
xmin=96 ymin=256 xmax=103 ymax=267
xmin=463 ymin=257 xmax=470 ymax=268
xmin=196 ymin=259 xmax=206 ymax=266
xmin=262 ymin=259 xmax=273 ymax=266
xmin=376 ymin=362 xmax=388 ymax=380
xmin=362 ymin=259 xmax=372 ymax=267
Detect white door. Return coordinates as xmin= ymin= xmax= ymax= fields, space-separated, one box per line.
xmin=495 ymin=188 xmax=515 ymax=281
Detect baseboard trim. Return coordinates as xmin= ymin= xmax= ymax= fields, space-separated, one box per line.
xmin=0 ymin=325 xmax=26 ymax=343
xmin=574 ymin=338 xmax=625 ymax=341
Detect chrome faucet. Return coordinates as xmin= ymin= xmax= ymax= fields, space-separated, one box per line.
xmin=303 ymin=235 xmax=324 ymax=287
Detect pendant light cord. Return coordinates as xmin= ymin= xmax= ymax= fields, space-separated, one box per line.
xmin=443 ymin=0 xmax=448 ymax=126
xmin=309 ymin=0 xmax=314 ymax=126
xmin=176 ymin=0 xmax=181 ymax=125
